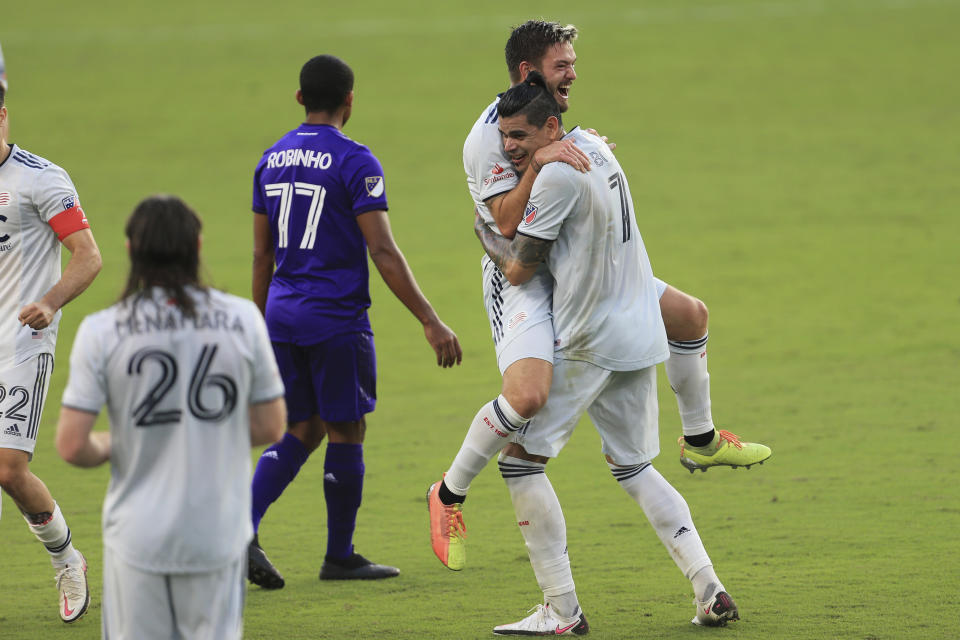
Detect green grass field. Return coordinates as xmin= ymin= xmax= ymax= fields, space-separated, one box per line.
xmin=2 ymin=0 xmax=959 ymax=638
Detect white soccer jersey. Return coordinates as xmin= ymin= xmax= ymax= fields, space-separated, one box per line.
xmin=0 ymin=145 xmax=86 ymax=368
xmin=61 ymin=287 xmax=285 ymax=573
xmin=519 ymin=128 xmax=669 ymax=371
xmin=463 ymin=96 xmax=520 ymax=232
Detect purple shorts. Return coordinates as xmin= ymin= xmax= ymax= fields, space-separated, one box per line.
xmin=272 ymin=331 xmax=376 ymax=423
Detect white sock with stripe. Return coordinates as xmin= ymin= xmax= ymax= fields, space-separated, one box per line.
xmin=500 ymin=455 xmax=578 ymax=617
xmin=444 ymin=395 xmax=528 ymax=496
xmin=610 ymin=462 xmax=717 ymax=591
xmin=26 ymin=502 xmax=80 ymax=568
xmin=665 ymin=333 xmax=714 ymax=437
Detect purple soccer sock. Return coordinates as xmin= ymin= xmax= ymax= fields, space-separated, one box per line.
xmin=323 ymin=443 xmax=364 ymax=560
xmin=251 ymin=432 xmax=311 ymax=532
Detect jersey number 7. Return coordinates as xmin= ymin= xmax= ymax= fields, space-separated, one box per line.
xmin=264 ymin=182 xmax=327 ymax=250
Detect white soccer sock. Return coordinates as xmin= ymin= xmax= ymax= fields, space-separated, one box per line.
xmin=691 ymin=565 xmax=724 ymax=603
xmin=665 ymin=333 xmax=714 ymax=436
xmin=444 ymin=395 xmax=529 ymax=496
xmin=499 ymin=455 xmax=577 ymax=607
xmin=25 ymin=502 xmax=80 ymax=568
xmin=611 ymin=463 xmax=712 ymax=581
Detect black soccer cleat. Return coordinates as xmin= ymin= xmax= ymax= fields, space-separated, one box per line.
xmin=248 ymin=535 xmax=285 ymax=589
xmin=319 ymin=552 xmax=400 ymax=580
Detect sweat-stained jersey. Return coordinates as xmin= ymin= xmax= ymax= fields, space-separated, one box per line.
xmin=252 ymin=123 xmax=389 ymax=345
xmin=518 ymin=128 xmax=669 ymax=371
xmin=61 ymin=287 xmax=285 ymax=573
xmin=0 ymin=144 xmax=90 ymax=368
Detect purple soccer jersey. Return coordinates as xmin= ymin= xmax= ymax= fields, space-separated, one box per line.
xmin=252 ymin=123 xmax=388 ymax=344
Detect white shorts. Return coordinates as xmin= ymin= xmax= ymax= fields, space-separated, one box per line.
xmin=102 ymin=545 xmax=245 ymax=640
xmin=0 ymin=353 xmax=54 ymax=458
xmin=512 ymin=360 xmax=660 ymax=465
xmin=481 ymin=255 xmax=555 ymax=374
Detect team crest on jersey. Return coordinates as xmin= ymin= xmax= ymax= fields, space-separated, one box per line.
xmin=61 ymin=195 xmax=76 ymax=210
xmin=0 ymin=192 xmax=10 ymax=206
xmin=523 ymin=202 xmax=538 ymax=225
xmin=365 ymin=176 xmax=384 ymax=197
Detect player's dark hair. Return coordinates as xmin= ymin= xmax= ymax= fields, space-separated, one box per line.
xmin=121 ymin=195 xmax=207 ymax=318
xmin=505 ymin=20 xmax=578 ymax=83
xmin=0 ymin=83 xmax=5 ymax=108
xmin=300 ymin=55 xmax=354 ymax=113
xmin=497 ymin=71 xmax=562 ymax=128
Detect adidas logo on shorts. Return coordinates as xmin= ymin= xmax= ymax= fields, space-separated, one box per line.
xmin=3 ymin=424 xmax=22 ymax=437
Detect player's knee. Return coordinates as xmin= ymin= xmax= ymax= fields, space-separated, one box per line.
xmin=504 ymin=385 xmax=549 ymax=419
xmin=665 ymin=295 xmax=709 ymax=341
xmin=0 ymin=461 xmax=26 ymax=493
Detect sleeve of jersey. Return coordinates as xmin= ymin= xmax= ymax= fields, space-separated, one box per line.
xmin=246 ymin=303 xmax=286 ymax=404
xmin=516 ymin=167 xmax=579 ymax=242
xmin=35 ymin=165 xmax=90 ymax=241
xmin=251 ymin=157 xmax=268 ymax=214
xmin=60 ymin=317 xmax=108 ymax=414
xmin=343 ymin=148 xmax=389 ymax=215
xmin=469 ymin=127 xmax=519 ymax=203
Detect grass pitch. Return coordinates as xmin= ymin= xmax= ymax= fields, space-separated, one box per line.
xmin=2 ymin=1 xmax=958 ymax=638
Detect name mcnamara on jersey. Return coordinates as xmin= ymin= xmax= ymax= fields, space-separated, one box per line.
xmin=264 ymin=148 xmax=334 ymax=170
xmin=114 ymin=308 xmax=246 ymax=338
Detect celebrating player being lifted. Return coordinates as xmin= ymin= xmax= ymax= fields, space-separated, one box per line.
xmin=248 ymin=55 xmax=462 ymax=588
xmin=428 ymin=20 xmax=770 ymax=572
xmin=0 ymin=82 xmax=102 ymax=623
xmin=483 ymin=71 xmax=739 ymax=634
xmin=56 ymin=195 xmax=286 ymax=638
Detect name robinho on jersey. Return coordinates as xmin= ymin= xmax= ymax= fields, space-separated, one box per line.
xmin=265 ymin=148 xmax=333 ymax=170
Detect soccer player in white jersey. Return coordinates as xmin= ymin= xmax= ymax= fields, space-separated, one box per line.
xmin=55 ymin=195 xmax=286 ymax=639
xmin=477 ymin=73 xmax=740 ymax=635
xmin=0 ymin=83 xmax=102 ymax=623
xmin=428 ymin=20 xmax=770 ymax=571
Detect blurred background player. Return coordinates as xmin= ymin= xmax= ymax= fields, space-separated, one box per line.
xmin=478 ymin=73 xmax=739 ymax=634
xmin=55 ymin=195 xmax=286 ymax=639
xmin=248 ymin=54 xmax=462 ymax=588
xmin=0 ymin=82 xmax=102 ymax=623
xmin=428 ymin=20 xmax=770 ymax=571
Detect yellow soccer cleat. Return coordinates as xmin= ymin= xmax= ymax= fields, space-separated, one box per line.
xmin=426 ymin=479 xmax=467 ymax=570
xmin=679 ymin=430 xmax=771 ymax=473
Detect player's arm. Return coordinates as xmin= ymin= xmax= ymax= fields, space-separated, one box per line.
xmin=249 ymin=397 xmax=285 ymax=447
xmin=486 ymin=139 xmax=590 ymax=239
xmin=357 ymin=209 xmax=462 ymax=368
xmin=252 ymin=212 xmax=275 ymax=315
xmin=55 ymin=408 xmax=110 ymax=468
xmin=474 ymin=212 xmax=552 ymax=286
xmin=19 ymin=228 xmax=101 ymax=331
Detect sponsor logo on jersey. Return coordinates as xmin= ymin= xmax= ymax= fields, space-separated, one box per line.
xmin=365 ymin=176 xmax=384 ymax=197
xmin=491 ymin=163 xmax=505 ymax=175
xmin=523 ymin=203 xmax=538 ymax=225
xmin=61 ymin=195 xmax=76 ymax=210
xmin=483 ymin=170 xmax=515 ymax=187
xmin=0 ymin=192 xmax=10 ymax=206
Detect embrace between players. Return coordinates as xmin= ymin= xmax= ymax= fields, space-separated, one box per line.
xmin=0 ymin=19 xmax=770 ymax=639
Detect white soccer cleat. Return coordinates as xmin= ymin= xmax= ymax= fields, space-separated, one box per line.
xmin=56 ymin=551 xmax=90 ymax=623
xmin=691 ymin=589 xmax=739 ymax=627
xmin=493 ymin=603 xmax=589 ymax=636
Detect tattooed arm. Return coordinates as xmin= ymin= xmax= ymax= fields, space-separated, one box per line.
xmin=474 ymin=212 xmax=553 ymax=286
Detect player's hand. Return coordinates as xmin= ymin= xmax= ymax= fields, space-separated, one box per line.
xmin=533 ymin=139 xmax=591 ymax=173
xmin=19 ymin=301 xmax=56 ymax=330
xmin=424 ymin=319 xmax=463 ymax=368
xmin=586 ymin=127 xmax=616 ymax=151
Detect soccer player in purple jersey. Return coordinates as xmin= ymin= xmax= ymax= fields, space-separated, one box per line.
xmin=247 ymin=55 xmax=462 ymax=587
